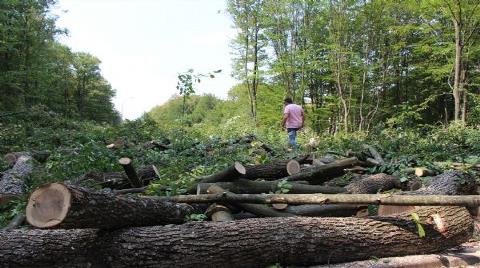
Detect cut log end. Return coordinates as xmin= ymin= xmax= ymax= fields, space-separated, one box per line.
xmin=234 ymin=161 xmax=246 ymax=175
xmin=118 ymin=157 xmax=132 ymax=166
xmin=272 ymin=203 xmax=288 ymax=210
xmin=286 ymin=160 xmax=301 ymax=175
xmin=26 ymin=183 xmax=71 ymax=228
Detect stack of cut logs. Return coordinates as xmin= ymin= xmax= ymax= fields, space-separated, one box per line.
xmin=1 ymin=151 xmax=479 ymax=268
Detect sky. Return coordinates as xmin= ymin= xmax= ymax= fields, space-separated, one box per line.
xmin=54 ymin=0 xmax=238 ymax=119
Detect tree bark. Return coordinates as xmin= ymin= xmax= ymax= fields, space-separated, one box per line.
xmin=0 ymin=155 xmax=34 ymax=198
xmin=26 ymin=183 xmax=195 ymax=229
xmin=96 ymin=206 xmax=472 ymax=267
xmin=243 ymin=159 xmax=300 ymax=180
xmin=0 ymin=228 xmax=99 ymax=268
xmin=284 ymin=157 xmax=359 ymax=184
xmin=196 ymin=179 xmax=346 ymax=194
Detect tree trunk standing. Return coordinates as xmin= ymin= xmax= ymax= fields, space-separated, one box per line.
xmin=96 ymin=206 xmax=472 ymax=268
xmin=0 ymin=228 xmax=99 ymax=268
xmin=453 ymin=17 xmax=463 ymax=122
xmin=26 ymin=183 xmax=195 ymax=229
xmin=251 ymin=14 xmax=259 ymax=119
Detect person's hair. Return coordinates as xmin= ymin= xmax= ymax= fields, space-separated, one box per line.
xmin=284 ymin=97 xmax=293 ymax=104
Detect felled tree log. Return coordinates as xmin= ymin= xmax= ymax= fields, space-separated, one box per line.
xmin=97 ymin=206 xmax=472 ymax=267
xmin=242 ymin=159 xmax=301 ymax=180
xmin=79 ymin=165 xmax=158 ymax=189
xmin=284 ymin=157 xmax=359 ymax=184
xmin=345 ymin=173 xmax=401 ymax=194
xmin=3 ymin=151 xmax=49 ymax=167
xmin=196 ymin=179 xmax=346 ymax=194
xmin=378 ymin=171 xmax=476 ymax=215
xmin=205 ymin=204 xmax=234 ymax=222
xmin=0 ymin=228 xmax=99 ymax=268
xmin=0 ymin=155 xmax=35 ymax=201
xmin=26 ymin=183 xmax=195 ymax=229
xmin=160 ymin=192 xmax=480 ymax=207
xmin=187 ymin=162 xmax=246 ymax=193
xmin=207 ymin=185 xmax=294 ymax=217
xmin=285 ymin=204 xmax=360 ymax=217
xmin=1 ymin=206 xmax=473 ymax=267
xmin=362 ymin=144 xmax=385 ymax=165
xmin=285 ymin=173 xmax=401 ymax=217
xmin=404 ymin=167 xmax=437 ymax=177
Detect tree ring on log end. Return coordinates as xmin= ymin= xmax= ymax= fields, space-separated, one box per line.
xmin=118 ymin=157 xmax=132 ymax=166
xmin=234 ymin=161 xmax=246 ymax=175
xmin=287 ymin=160 xmax=301 ymax=175
xmin=26 ymin=183 xmax=71 ymax=228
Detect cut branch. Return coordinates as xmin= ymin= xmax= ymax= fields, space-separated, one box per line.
xmin=243 ymin=159 xmax=301 ymax=180
xmin=157 ymin=192 xmax=480 ymax=207
xmin=118 ymin=157 xmax=142 ymax=187
xmin=207 ymin=185 xmax=294 ymax=217
xmin=284 ymin=157 xmax=359 ymax=184
xmin=187 ymin=162 xmax=246 ymax=193
xmin=196 ymin=179 xmax=346 ymax=194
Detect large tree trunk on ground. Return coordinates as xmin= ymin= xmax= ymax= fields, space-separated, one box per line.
xmin=242 ymin=159 xmax=300 ymax=180
xmin=187 ymin=162 xmax=246 ymax=193
xmin=1 ymin=206 xmax=473 ymax=267
xmin=284 ymin=157 xmax=359 ymax=184
xmin=0 ymin=228 xmax=99 ymax=268
xmin=97 ymin=206 xmax=472 ymax=267
xmin=196 ymin=179 xmax=346 ymax=194
xmin=26 ymin=183 xmax=195 ymax=229
xmin=0 ymin=155 xmax=35 ymax=200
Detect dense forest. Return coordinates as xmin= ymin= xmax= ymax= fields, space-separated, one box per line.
xmin=152 ymin=0 xmax=480 ymax=134
xmin=2 ymin=1 xmax=480 ymax=267
xmin=0 ymin=0 xmax=119 ymax=123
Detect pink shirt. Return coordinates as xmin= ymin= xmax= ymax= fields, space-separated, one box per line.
xmin=284 ymin=104 xmax=304 ymax=128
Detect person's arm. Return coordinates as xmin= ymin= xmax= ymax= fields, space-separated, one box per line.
xmin=282 ymin=106 xmax=289 ymax=129
xmin=300 ymin=109 xmax=305 ymax=129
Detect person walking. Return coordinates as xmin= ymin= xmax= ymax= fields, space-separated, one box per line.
xmin=281 ymin=97 xmax=304 ymax=150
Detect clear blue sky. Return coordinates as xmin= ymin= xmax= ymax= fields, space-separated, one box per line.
xmin=54 ymin=0 xmax=237 ymax=119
